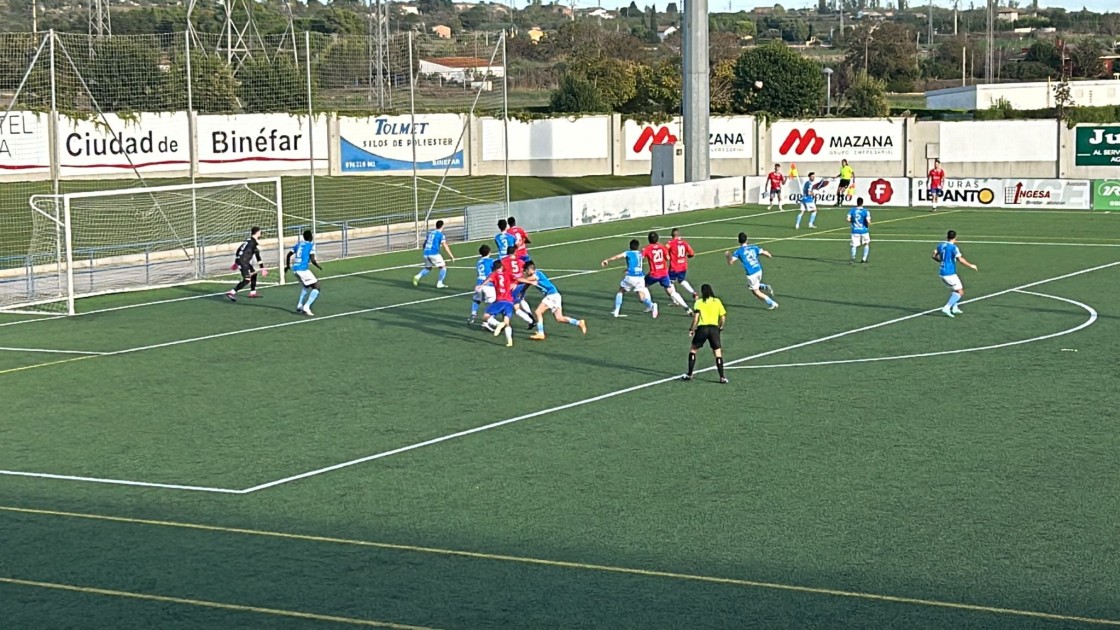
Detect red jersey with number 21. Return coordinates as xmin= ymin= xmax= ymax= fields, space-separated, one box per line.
xmin=767 ymin=172 xmax=785 ymax=191
xmin=642 ymin=243 xmax=670 ymax=278
xmin=488 ymin=269 xmax=513 ymax=302
xmin=928 ymin=168 xmax=945 ymax=188
xmin=666 ymin=238 xmax=694 ymax=272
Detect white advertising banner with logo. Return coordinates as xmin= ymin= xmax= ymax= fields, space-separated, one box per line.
xmin=0 ymin=111 xmax=50 ymax=176
xmin=939 ymin=121 xmax=1057 ymax=163
xmin=748 ymin=175 xmax=909 ymax=208
xmin=770 ymin=120 xmax=903 ymax=162
xmin=625 ymin=117 xmax=753 ymax=161
xmin=999 ymin=178 xmax=1090 ymax=210
xmin=340 ymin=114 xmax=464 ymax=172
xmin=197 ymin=114 xmax=328 ymax=175
xmin=571 ymin=186 xmax=663 ymax=226
xmin=481 ymin=116 xmax=610 ymax=161
xmin=57 ymin=113 xmax=190 ymax=177
xmin=663 ymin=178 xmax=745 ymax=214
xmin=912 ymin=178 xmax=1002 ymax=208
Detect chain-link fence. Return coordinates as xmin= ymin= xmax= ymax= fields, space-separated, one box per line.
xmin=0 ymin=29 xmax=508 ymax=300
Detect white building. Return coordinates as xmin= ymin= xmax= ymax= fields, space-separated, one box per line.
xmin=418 ymin=57 xmax=506 ymax=83
xmin=926 ymin=80 xmax=1120 ymax=111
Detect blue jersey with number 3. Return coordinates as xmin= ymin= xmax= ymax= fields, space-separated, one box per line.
xmin=495 ymin=232 xmax=513 ymax=259
xmin=423 ymin=229 xmax=444 ymax=256
xmin=936 ymin=242 xmax=960 ymax=276
xmin=733 ymin=245 xmax=763 ymax=275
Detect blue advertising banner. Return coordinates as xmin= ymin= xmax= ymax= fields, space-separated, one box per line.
xmin=339 ymin=114 xmax=465 ymax=172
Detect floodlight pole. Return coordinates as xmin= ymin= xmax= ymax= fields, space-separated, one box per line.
xmin=682 ymin=0 xmax=710 ymax=182
xmin=823 ymin=67 xmax=834 ymax=115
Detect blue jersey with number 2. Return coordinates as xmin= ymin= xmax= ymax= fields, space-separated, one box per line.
xmin=475 ymin=256 xmax=495 ymax=285
xmin=848 ymin=207 xmax=870 ymax=234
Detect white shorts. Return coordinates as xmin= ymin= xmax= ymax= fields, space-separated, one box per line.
xmin=294 ymin=269 xmax=318 ymax=286
xmin=801 ymin=201 xmax=817 ymax=212
xmin=620 ymin=275 xmax=646 ymax=292
xmin=850 ymin=233 xmax=870 ymax=246
xmin=423 ymin=254 xmax=446 ymax=269
xmin=541 ymin=293 xmax=563 ymax=313
xmin=746 ymin=271 xmax=763 ymax=291
xmin=941 ymin=274 xmax=963 ymax=291
xmin=474 ymin=284 xmax=495 ymax=304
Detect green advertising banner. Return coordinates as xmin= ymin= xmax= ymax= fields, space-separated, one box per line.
xmin=1076 ymin=127 xmax=1120 ymax=166
xmin=1093 ymin=180 xmax=1120 ymax=211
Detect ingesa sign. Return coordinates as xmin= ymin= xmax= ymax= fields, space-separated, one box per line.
xmin=625 ymin=118 xmax=752 ymax=160
xmin=770 ymin=121 xmax=902 ymax=162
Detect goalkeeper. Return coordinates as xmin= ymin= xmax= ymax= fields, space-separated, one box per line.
xmin=226 ymin=226 xmax=267 ymax=302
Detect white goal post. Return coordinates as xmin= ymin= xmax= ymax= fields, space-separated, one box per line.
xmin=1 ymin=177 xmax=284 ymax=316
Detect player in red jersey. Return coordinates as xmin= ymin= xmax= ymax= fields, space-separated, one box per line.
xmin=666 ymin=228 xmax=699 ymax=300
xmin=765 ymin=163 xmax=787 ymax=211
xmin=507 ymin=216 xmax=532 ymax=263
xmin=481 ymin=264 xmax=516 ymax=347
xmin=642 ymin=232 xmax=692 ymax=313
xmin=501 ymin=246 xmax=537 ymax=328
xmin=927 ymin=159 xmax=946 ymax=212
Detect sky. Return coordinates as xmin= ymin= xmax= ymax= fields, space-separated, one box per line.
xmin=556 ymin=0 xmax=1117 ymax=14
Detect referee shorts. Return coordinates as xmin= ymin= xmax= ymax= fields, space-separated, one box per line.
xmin=691 ymin=325 xmax=722 ymax=350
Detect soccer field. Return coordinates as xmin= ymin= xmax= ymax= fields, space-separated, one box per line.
xmin=2 ymin=203 xmax=1119 ymax=628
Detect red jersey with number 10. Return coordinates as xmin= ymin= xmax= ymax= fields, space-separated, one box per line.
xmin=642 ymin=243 xmax=670 ymax=278
xmin=666 ymin=238 xmax=694 ymax=272
xmin=928 ymin=168 xmax=945 ymax=188
xmin=767 ymin=171 xmax=785 ymax=191
xmin=488 ymin=268 xmax=513 ymax=302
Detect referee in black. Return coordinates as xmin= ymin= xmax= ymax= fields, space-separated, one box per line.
xmin=226 ymin=226 xmax=266 ymax=302
xmin=682 ymin=283 xmax=729 ymax=384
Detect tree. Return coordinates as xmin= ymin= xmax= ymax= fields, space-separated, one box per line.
xmin=623 ymin=58 xmax=681 ymax=113
xmin=550 ymin=55 xmax=638 ymax=113
xmin=549 ymin=74 xmax=607 ymax=112
xmin=666 ymin=2 xmax=679 ymax=13
xmin=845 ymin=22 xmax=919 ymax=92
xmin=732 ymin=42 xmax=824 ymax=117
xmin=238 ymin=55 xmax=307 ymax=112
xmin=710 ymin=58 xmax=737 ymax=114
xmin=1069 ymin=38 xmax=1106 ymax=79
xmin=1025 ymin=40 xmax=1062 ymax=72
xmin=80 ymin=37 xmax=174 ymax=111
xmin=170 ymin=52 xmax=238 ymax=114
xmin=842 ymin=72 xmax=890 ymax=117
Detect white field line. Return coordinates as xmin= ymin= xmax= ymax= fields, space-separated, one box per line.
xmin=0 ymin=346 xmax=107 ymax=355
xmin=0 ymin=470 xmax=243 ymax=494
xmin=237 ymin=260 xmax=1120 ymax=494
xmin=0 ymin=208 xmax=787 ymax=330
xmin=726 ymin=290 xmax=1096 ymax=370
xmin=682 ymin=236 xmax=1120 ymax=247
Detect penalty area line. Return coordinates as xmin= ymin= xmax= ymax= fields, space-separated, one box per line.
xmin=0 ymin=470 xmax=244 ymax=494
xmin=240 ymin=259 xmax=1120 ymax=494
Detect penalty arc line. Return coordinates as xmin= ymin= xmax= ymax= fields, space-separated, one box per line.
xmin=238 ymin=259 xmax=1120 ymax=494
xmin=726 ymin=290 xmax=1097 ymax=370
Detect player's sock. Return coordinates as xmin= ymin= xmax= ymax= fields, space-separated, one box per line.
xmin=679 ymin=280 xmax=697 ymax=296
xmin=470 ymin=300 xmax=479 ymax=316
xmin=850 ymin=245 xmax=857 ymax=259
xmin=795 ymin=213 xmax=803 ymax=228
xmin=437 ymin=268 xmax=447 ymax=284
xmin=946 ymin=293 xmax=962 ymax=309
xmin=536 ymin=321 xmax=545 ymax=334
xmin=297 ymin=287 xmax=309 ymax=308
xmin=716 ymin=356 xmax=725 ymax=379
xmin=234 ymin=279 xmax=249 ymax=292
xmin=670 ymin=291 xmax=689 ymax=309
xmin=515 ymin=309 xmax=533 ymax=324
xmin=687 ymin=352 xmax=696 ymax=377
xmin=504 ymin=326 xmax=513 ymax=343
xmin=416 ymin=268 xmax=430 ymax=280
xmin=863 ymin=245 xmax=870 ymax=261
xmin=250 ymin=275 xmax=258 ymax=290
xmin=613 ymin=293 xmax=623 ymax=314
xmin=566 ymin=318 xmax=580 ymax=326
xmin=305 ymin=289 xmax=320 ymax=309
xmin=765 ymin=297 xmax=775 ymax=306
xmin=641 ymin=297 xmax=654 ymax=309
xmin=809 ymin=211 xmax=817 ymax=227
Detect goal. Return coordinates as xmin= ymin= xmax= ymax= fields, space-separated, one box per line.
xmin=1 ymin=178 xmax=285 ymax=315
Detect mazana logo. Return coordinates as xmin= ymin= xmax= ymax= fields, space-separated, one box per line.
xmin=869 ymin=178 xmax=894 ymax=204
xmin=779 ymin=129 xmax=825 ymax=156
xmin=633 ymin=126 xmax=677 ymax=153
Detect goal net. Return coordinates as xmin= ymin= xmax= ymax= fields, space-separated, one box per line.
xmin=0 ymin=178 xmax=284 ymax=315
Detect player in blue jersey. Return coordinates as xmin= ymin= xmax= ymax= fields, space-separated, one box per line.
xmin=469 ymin=244 xmax=496 ymax=325
xmin=932 ymin=230 xmax=978 ymax=318
xmin=846 ymin=197 xmax=871 ymax=263
xmin=519 ymin=261 xmax=587 ymax=340
xmin=726 ymin=232 xmax=778 ymax=309
xmin=285 ymin=229 xmax=324 ymax=316
xmin=413 ymin=220 xmax=455 ymax=288
xmin=601 ymin=239 xmax=658 ymax=319
xmin=795 ymin=172 xmax=820 ymax=230
xmin=495 ymin=218 xmax=514 ymax=261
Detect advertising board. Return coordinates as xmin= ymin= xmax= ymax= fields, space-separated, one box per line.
xmin=770 ymin=120 xmax=903 ymax=162
xmin=625 ymin=117 xmax=753 ymax=161
xmin=999 ymin=178 xmax=1090 ymax=210
xmin=340 ymin=114 xmax=465 ymax=172
xmin=57 ymin=113 xmax=190 ymax=177
xmin=912 ymin=178 xmax=1002 ymax=208
xmin=481 ymin=116 xmax=610 ymax=162
xmin=571 ymin=186 xmax=663 ymax=226
xmin=0 ymin=111 xmax=50 ymax=176
xmin=1092 ymin=179 xmax=1120 ymax=211
xmin=1075 ymin=126 xmax=1120 ymax=166
xmin=197 ymin=114 xmax=328 ymax=175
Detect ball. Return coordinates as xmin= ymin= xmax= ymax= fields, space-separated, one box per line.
xmin=754 ymin=80 xmax=764 ymax=89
